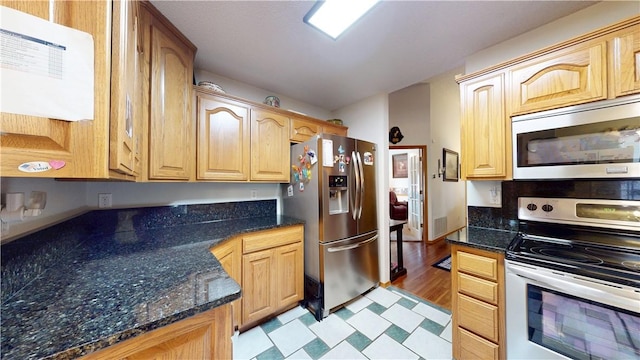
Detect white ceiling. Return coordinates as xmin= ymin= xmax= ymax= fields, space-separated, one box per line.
xmin=150 ymin=0 xmax=597 ymax=111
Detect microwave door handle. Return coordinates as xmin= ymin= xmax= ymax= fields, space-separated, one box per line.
xmin=326 ymin=234 xmax=378 ymax=252
xmin=351 ymin=150 xmax=360 ymax=220
xmin=356 ymin=151 xmax=364 ymax=219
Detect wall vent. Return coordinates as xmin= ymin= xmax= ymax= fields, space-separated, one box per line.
xmin=434 ymin=216 xmax=447 ymax=237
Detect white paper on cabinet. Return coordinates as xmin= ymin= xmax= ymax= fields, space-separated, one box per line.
xmin=0 ymin=5 xmax=94 ymax=121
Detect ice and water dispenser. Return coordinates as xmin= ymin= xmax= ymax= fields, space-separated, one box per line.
xmin=328 ymin=175 xmax=348 ymax=215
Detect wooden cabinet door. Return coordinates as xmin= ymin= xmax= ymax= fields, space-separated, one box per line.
xmin=210 ymin=239 xmax=243 ymax=330
xmin=197 ymin=94 xmax=250 ymax=181
xmin=80 ymin=305 xmax=233 ymax=360
xmin=460 ymin=73 xmax=508 ymax=179
xmin=290 ymin=118 xmax=320 ymax=143
xmin=0 ymin=0 xmax=111 ymax=179
xmin=274 ymin=241 xmax=304 ymax=309
xmin=610 ymin=25 xmax=640 ymax=97
xmin=242 ymin=248 xmax=275 ymax=325
xmin=109 ymin=0 xmax=141 ymax=178
xmin=148 ymin=14 xmax=195 ymax=180
xmin=250 ymin=109 xmax=290 ymax=181
xmin=322 ymin=124 xmax=348 ymax=137
xmin=510 ymin=41 xmax=607 ymax=115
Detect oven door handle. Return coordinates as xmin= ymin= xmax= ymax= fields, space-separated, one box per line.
xmin=506 ymin=262 xmax=640 ymax=312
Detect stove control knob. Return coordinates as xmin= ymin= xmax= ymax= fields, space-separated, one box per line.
xmin=526 ymin=203 xmax=537 ymax=211
xmin=542 ymin=204 xmax=553 ymax=212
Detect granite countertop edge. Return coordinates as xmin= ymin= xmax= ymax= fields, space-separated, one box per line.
xmin=3 ymin=215 xmax=304 ymax=360
xmin=445 ymin=225 xmax=517 ymax=253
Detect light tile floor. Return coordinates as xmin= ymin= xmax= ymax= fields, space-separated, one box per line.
xmin=233 ymin=286 xmax=452 ymax=360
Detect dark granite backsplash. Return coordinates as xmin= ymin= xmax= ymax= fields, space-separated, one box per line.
xmin=468 ymin=179 xmax=640 ymax=231
xmin=1 ymin=200 xmax=276 ymax=304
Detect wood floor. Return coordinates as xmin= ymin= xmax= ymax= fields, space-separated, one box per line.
xmin=389 ymin=238 xmax=452 ymax=310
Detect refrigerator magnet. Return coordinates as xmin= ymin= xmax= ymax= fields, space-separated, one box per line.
xmin=338 ymin=145 xmax=345 ymax=154
xmin=299 ymin=182 xmax=304 ymax=192
xmin=363 ymin=152 xmax=374 ymax=165
xmin=308 ymin=149 xmax=317 ymax=165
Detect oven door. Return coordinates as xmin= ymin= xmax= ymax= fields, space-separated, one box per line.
xmin=505 ymin=260 xmax=640 ymax=359
xmin=511 ymin=94 xmax=640 ymax=179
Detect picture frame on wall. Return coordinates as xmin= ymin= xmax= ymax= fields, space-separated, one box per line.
xmin=443 ymin=148 xmax=459 ymax=182
xmin=392 ymin=153 xmax=408 ymax=178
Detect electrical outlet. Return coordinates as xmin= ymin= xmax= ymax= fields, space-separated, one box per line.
xmin=98 ymin=193 xmax=112 ymax=208
xmin=250 ymin=189 xmax=258 ymax=199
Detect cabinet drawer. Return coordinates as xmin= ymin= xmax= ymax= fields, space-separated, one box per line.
xmin=458 ymin=327 xmax=499 ymax=360
xmin=457 ymin=273 xmax=498 ymax=305
xmin=243 ymin=226 xmax=303 ymax=254
xmin=457 ymin=293 xmax=499 ymax=342
xmin=457 ymin=251 xmax=498 ymax=281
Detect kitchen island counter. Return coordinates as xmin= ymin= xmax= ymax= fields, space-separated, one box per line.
xmin=446 ymin=226 xmax=516 ymax=253
xmin=1 ymin=202 xmax=303 ymax=359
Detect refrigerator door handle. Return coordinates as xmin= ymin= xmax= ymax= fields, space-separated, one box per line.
xmin=356 ymin=151 xmax=365 ymax=219
xmin=351 ymin=150 xmax=361 ymax=220
xmin=326 ymin=234 xmax=378 ymax=252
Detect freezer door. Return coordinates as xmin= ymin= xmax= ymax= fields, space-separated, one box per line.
xmin=320 ymin=231 xmax=380 ymax=315
xmin=320 ymin=135 xmax=358 ymax=242
xmin=356 ymin=140 xmax=378 ymax=234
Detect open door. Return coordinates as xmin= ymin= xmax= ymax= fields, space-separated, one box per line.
xmin=408 ymin=153 xmax=423 ymax=240
xmin=389 ymin=145 xmax=427 ymax=242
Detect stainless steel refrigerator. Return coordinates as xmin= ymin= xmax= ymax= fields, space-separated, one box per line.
xmin=282 ymin=134 xmax=379 ymax=319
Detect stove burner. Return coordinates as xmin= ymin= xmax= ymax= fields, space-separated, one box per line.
xmin=621 ymin=261 xmax=640 ymax=271
xmin=532 ymin=247 xmax=604 ymax=265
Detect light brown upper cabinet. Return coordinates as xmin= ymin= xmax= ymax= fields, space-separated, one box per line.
xmin=250 ymin=108 xmax=290 ymax=182
xmin=320 ymin=123 xmax=348 ymax=137
xmin=509 ymin=40 xmax=607 ymax=116
xmin=141 ymin=2 xmax=196 ymax=181
xmin=289 ymin=117 xmax=348 ymax=143
xmin=457 ymin=16 xmax=639 ymax=181
xmin=290 ymin=118 xmax=321 ymax=143
xmin=196 ymin=89 xmax=292 ymax=182
xmin=196 ymin=93 xmax=250 ymax=181
xmin=609 ymin=23 xmax=640 ymax=97
xmin=460 ymin=72 xmax=509 ymax=179
xmin=0 ymin=1 xmax=114 ymax=179
xmin=110 ymin=0 xmax=142 ymax=178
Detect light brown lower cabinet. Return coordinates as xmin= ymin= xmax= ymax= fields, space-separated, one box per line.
xmin=80 ymin=304 xmax=233 ymax=360
xmin=451 ymin=245 xmax=505 ymax=360
xmin=211 ymin=225 xmax=304 ymax=331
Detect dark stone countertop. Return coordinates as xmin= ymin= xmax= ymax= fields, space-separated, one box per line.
xmin=446 ymin=226 xmax=517 ymax=253
xmin=1 ymin=215 xmax=303 ymax=360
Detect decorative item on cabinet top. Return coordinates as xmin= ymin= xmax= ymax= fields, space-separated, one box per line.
xmin=264 ymin=95 xmax=280 ymax=107
xmin=198 ymin=81 xmax=225 ymax=93
xmin=326 ymin=118 xmax=343 ymax=125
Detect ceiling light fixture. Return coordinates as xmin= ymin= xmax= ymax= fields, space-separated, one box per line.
xmin=304 ymin=0 xmax=380 ymax=40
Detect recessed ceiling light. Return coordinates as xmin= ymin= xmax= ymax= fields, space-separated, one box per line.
xmin=304 ymin=0 xmax=380 ymax=40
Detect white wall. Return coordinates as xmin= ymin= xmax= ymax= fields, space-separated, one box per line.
xmin=1 ymin=178 xmax=89 ymax=242
xmin=426 ymin=67 xmax=466 ymax=238
xmin=195 ymin=69 xmax=333 ymax=121
xmin=388 ymin=83 xmax=430 ymax=146
xmin=465 ymin=1 xmax=638 ymax=207
xmin=332 ymin=93 xmax=390 ymax=283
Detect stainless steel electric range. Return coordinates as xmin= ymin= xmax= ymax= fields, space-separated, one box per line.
xmin=505 ymin=197 xmax=640 ymax=360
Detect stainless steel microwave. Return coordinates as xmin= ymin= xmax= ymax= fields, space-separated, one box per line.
xmin=512 ymin=95 xmax=640 ymax=180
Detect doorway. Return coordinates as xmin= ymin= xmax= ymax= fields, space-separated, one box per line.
xmin=389 ymin=145 xmax=427 ymax=242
